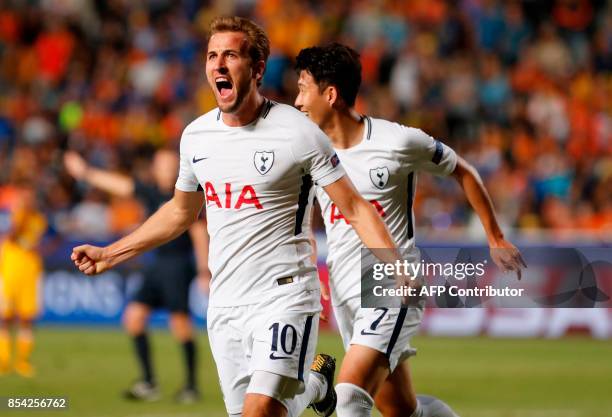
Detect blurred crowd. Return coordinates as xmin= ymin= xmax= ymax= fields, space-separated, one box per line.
xmin=0 ymin=0 xmax=610 ymax=244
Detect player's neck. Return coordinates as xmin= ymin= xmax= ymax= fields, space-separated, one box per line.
xmin=221 ymin=91 xmax=265 ymax=127
xmin=324 ymin=108 xmax=364 ymax=150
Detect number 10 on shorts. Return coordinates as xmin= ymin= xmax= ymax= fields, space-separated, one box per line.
xmin=269 ymin=322 xmax=298 ymax=359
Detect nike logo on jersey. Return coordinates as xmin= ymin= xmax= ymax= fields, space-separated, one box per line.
xmin=360 ymin=329 xmax=380 ymax=336
xmin=192 ymin=156 xmax=208 ymax=163
xmin=269 ymin=352 xmax=291 ymax=360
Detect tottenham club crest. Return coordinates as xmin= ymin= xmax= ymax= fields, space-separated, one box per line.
xmin=254 ymin=151 xmax=274 ymax=175
xmin=370 ymin=167 xmax=390 ymax=189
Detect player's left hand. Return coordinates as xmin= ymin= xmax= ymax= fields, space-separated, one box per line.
xmin=489 ymin=239 xmax=527 ymax=280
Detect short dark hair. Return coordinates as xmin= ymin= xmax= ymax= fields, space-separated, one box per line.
xmin=295 ymin=43 xmax=362 ymax=107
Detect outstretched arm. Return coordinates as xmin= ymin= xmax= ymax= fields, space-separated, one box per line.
xmin=64 ymin=151 xmax=134 ymax=197
xmin=72 ymin=189 xmax=204 ymax=275
xmin=451 ymin=156 xmax=526 ymax=277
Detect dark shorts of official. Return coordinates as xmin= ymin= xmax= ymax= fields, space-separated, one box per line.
xmin=132 ymin=255 xmax=195 ymax=313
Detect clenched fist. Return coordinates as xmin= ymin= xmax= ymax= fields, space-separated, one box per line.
xmin=71 ymin=245 xmax=111 ymax=275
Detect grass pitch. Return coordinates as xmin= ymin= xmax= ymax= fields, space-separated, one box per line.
xmin=1 ymin=327 xmax=611 ymax=417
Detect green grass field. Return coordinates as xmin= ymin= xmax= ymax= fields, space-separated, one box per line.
xmin=1 ymin=328 xmax=611 ymax=417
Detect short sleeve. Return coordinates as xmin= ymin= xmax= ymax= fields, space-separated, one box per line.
xmin=399 ymin=127 xmax=457 ymax=176
xmin=175 ymin=134 xmax=200 ymax=192
xmin=290 ymin=122 xmax=345 ymax=187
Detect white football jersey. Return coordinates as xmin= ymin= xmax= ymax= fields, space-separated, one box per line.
xmin=315 ymin=116 xmax=457 ymax=306
xmin=176 ymin=100 xmax=345 ymax=307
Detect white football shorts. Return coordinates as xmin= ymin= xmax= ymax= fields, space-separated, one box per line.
xmin=207 ymin=281 xmax=321 ymax=415
xmin=334 ymin=296 xmax=423 ymax=372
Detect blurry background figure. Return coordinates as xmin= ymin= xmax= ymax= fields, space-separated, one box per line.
xmin=0 ymin=182 xmax=47 ymax=377
xmin=64 ymin=149 xmax=210 ymax=404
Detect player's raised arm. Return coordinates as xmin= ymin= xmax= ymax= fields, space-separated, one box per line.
xmin=398 ymin=126 xmax=526 ymax=279
xmin=63 ymin=151 xmax=135 ymax=197
xmin=71 ymin=189 xmax=204 ymax=275
xmin=450 ymin=156 xmax=526 ymax=278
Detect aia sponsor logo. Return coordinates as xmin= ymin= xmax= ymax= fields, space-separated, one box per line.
xmin=204 ymin=182 xmax=263 ymax=209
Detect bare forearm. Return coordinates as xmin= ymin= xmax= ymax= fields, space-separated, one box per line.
xmin=454 ymin=162 xmax=504 ymax=244
xmin=103 ymin=199 xmax=196 ymax=267
xmin=85 ymin=168 xmax=134 ymax=197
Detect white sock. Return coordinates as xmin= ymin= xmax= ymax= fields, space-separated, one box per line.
xmin=284 ymin=372 xmax=327 ymax=417
xmin=415 ymin=394 xmax=460 ymax=417
xmin=335 ymin=382 xmax=374 ymax=417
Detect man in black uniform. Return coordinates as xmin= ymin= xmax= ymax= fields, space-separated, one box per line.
xmin=64 ymin=148 xmax=209 ymax=403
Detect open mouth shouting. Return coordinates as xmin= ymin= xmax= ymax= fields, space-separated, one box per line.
xmin=215 ymin=76 xmax=234 ymax=101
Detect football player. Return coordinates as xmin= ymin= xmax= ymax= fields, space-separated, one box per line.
xmin=295 ymin=42 xmax=525 ymax=417
xmin=71 ymin=17 xmax=407 ymax=417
